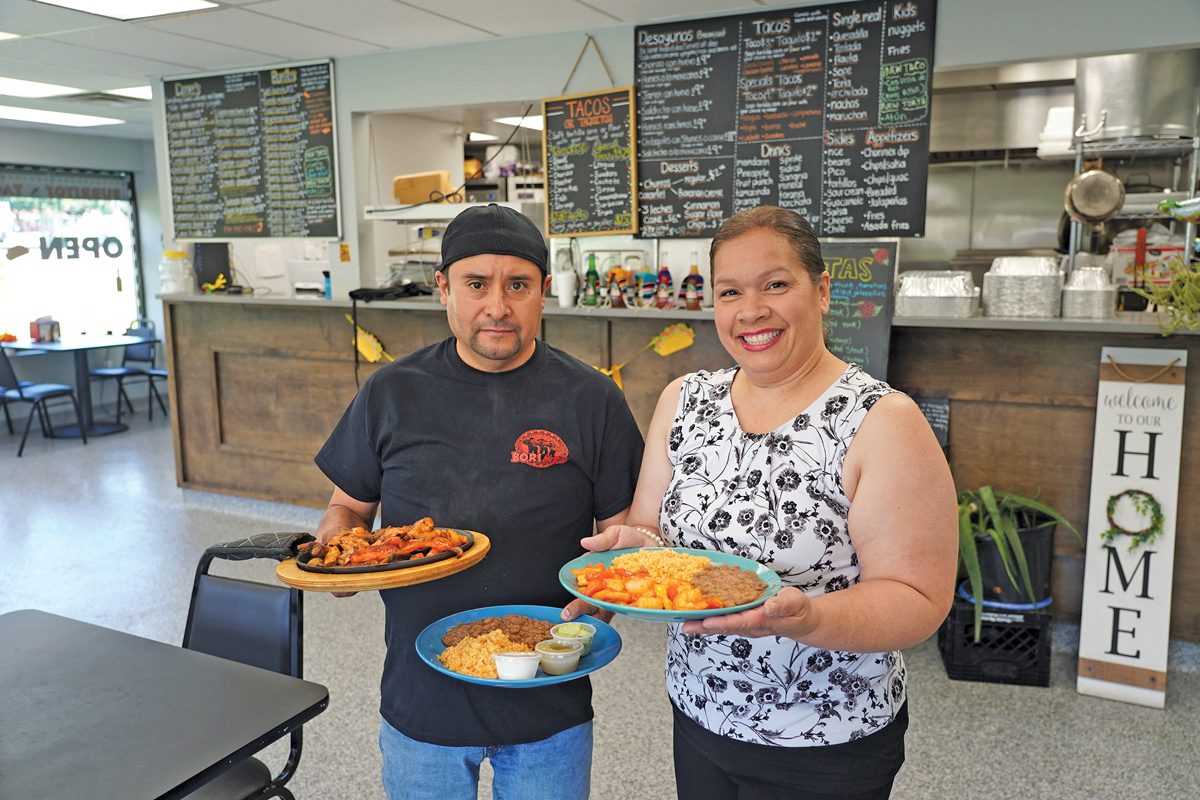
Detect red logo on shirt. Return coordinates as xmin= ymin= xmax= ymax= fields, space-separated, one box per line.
xmin=511 ymin=429 xmax=569 ymax=468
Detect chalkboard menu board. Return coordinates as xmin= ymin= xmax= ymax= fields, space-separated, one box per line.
xmin=542 ymin=87 xmax=638 ymax=237
xmin=164 ymin=61 xmax=339 ymax=239
xmin=823 ymin=238 xmax=897 ymax=380
xmin=635 ymin=0 xmax=936 ymax=239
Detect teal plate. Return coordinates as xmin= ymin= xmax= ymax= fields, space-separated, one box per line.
xmin=416 ymin=604 xmax=621 ymax=688
xmin=558 ymin=548 xmax=782 ymax=623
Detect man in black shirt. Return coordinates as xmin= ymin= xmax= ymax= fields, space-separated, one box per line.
xmin=315 ymin=204 xmax=643 ymax=799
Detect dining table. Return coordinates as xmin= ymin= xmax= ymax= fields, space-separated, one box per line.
xmin=0 ymin=609 xmax=329 ymax=800
xmin=2 ymin=333 xmax=151 ymax=436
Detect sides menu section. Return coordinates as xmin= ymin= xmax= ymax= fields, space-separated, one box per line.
xmin=164 ymin=61 xmax=338 ymax=239
xmin=543 ymin=87 xmax=638 ymax=237
xmin=636 ymin=1 xmax=936 ymax=239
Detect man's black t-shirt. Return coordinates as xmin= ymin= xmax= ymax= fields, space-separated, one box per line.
xmin=315 ymin=338 xmax=643 ymax=747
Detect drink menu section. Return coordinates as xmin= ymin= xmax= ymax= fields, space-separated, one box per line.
xmin=822 ymin=239 xmax=897 ymax=380
xmin=164 ymin=61 xmax=338 ymax=239
xmin=636 ymin=1 xmax=936 ymax=239
xmin=542 ymin=87 xmax=637 ymax=237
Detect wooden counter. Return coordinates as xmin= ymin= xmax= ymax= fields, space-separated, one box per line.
xmin=162 ymin=295 xmax=1200 ymax=641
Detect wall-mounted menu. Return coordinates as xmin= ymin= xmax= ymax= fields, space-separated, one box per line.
xmin=823 ymin=239 xmax=897 ymax=380
xmin=636 ymin=1 xmax=936 ymax=239
xmin=542 ymin=87 xmax=638 ymax=237
xmin=164 ymin=61 xmax=339 ymax=239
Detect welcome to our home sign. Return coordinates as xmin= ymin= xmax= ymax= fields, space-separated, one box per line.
xmin=1077 ymin=347 xmax=1187 ymax=708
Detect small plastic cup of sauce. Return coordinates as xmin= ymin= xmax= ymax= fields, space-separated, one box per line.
xmin=534 ymin=640 xmax=583 ymax=675
xmin=493 ymin=651 xmax=541 ymax=681
xmin=549 ymin=621 xmax=596 ymax=656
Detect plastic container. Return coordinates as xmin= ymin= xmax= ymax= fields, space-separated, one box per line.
xmin=549 ymin=621 xmax=596 ymax=656
xmin=158 ymin=250 xmax=194 ymax=295
xmin=534 ymin=640 xmax=583 ymax=675
xmin=938 ymin=598 xmax=1050 ymax=687
xmin=492 ymin=651 xmax=542 ymax=681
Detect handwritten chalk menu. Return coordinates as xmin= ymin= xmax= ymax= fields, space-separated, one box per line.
xmin=635 ymin=0 xmax=936 ymax=239
xmin=823 ymin=239 xmax=897 ymax=379
xmin=164 ymin=61 xmax=339 ymax=239
xmin=542 ymin=87 xmax=638 ymax=237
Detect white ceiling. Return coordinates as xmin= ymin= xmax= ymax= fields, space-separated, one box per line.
xmin=0 ymin=0 xmax=780 ymax=140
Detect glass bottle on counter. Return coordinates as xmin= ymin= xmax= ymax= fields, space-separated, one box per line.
xmin=581 ymin=253 xmax=601 ymax=307
xmin=654 ymin=260 xmax=675 ymax=309
xmin=679 ymin=251 xmax=704 ymax=311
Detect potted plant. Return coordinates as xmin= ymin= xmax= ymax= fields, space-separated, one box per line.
xmin=956 ymin=486 xmax=1084 ymax=642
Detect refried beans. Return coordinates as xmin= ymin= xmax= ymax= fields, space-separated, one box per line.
xmin=441 ymin=614 xmax=553 ymax=648
xmin=691 ymin=565 xmax=767 ymax=606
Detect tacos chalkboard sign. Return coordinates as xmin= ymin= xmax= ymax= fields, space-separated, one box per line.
xmin=542 ymin=86 xmax=638 ymax=237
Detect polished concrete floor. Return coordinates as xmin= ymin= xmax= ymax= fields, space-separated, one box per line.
xmin=2 ymin=405 xmax=1198 ymax=799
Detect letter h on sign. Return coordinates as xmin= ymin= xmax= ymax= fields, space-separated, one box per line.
xmin=1112 ymin=431 xmax=1160 ymax=479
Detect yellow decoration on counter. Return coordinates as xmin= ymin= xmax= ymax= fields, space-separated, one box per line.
xmin=200 ymin=273 xmax=227 ymax=294
xmin=595 ymin=323 xmax=695 ymax=389
xmin=344 ymin=313 xmax=394 ymax=363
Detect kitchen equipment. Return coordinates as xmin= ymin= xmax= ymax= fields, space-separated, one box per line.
xmin=1065 ymin=170 xmax=1125 ymax=224
xmin=1075 ymin=49 xmax=1200 ymax=142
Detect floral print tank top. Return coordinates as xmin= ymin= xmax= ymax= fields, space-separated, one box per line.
xmin=660 ymin=364 xmax=906 ymax=746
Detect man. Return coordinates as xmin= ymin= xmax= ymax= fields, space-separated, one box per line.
xmin=314 ymin=204 xmax=643 ymax=799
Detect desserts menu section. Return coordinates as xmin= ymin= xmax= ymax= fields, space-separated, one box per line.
xmin=165 ymin=61 xmax=338 ymax=239
xmin=636 ymin=0 xmax=936 ymax=239
xmin=542 ymin=87 xmax=637 ymax=236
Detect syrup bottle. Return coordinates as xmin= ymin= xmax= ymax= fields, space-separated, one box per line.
xmin=679 ymin=252 xmax=704 ymax=311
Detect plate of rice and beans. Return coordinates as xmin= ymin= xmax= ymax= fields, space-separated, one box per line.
xmin=558 ymin=548 xmax=781 ymax=622
xmin=415 ymin=605 xmax=621 ymax=688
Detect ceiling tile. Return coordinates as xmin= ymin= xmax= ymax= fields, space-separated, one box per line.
xmin=52 ymin=25 xmax=279 ymax=71
xmin=402 ymin=0 xmax=617 ymax=36
xmin=0 ymin=0 xmax=117 ymax=36
xmin=0 ymin=37 xmax=190 ymax=78
xmin=249 ymin=0 xmax=492 ymax=49
xmin=585 ymin=0 xmax=762 ymax=24
xmin=0 ymin=54 xmax=144 ymax=90
xmin=141 ymin=8 xmax=384 ymax=60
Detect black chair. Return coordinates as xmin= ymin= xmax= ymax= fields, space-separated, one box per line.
xmin=181 ymin=534 xmax=312 ymax=800
xmin=0 ymin=347 xmax=88 ymax=457
xmin=90 ymin=321 xmax=168 ymax=423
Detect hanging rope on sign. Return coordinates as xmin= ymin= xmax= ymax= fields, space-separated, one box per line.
xmin=561 ymin=34 xmax=617 ymax=94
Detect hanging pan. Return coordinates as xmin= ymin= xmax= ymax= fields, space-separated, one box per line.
xmin=1064 ymin=170 xmax=1125 ymax=224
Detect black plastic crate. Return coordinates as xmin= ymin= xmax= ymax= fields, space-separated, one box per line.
xmin=938 ymin=599 xmax=1051 ymax=687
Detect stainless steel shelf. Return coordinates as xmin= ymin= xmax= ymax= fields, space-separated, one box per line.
xmin=1076 ymin=138 xmax=1196 ymax=157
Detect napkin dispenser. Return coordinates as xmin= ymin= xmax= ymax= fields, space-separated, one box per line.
xmin=29 ymin=316 xmax=60 ymax=342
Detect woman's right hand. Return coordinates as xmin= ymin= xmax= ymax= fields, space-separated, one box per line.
xmin=580 ymin=523 xmax=662 ymax=553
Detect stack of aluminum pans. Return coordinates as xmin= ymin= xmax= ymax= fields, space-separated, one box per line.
xmin=983 ymin=257 xmax=1063 ymax=318
xmin=895 ymin=270 xmax=980 ymax=318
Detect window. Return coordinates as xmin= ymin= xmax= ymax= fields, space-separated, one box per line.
xmin=0 ymin=164 xmax=141 ymax=338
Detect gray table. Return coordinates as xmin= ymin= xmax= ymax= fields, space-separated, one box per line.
xmin=3 ymin=334 xmax=149 ymax=436
xmin=0 ymin=609 xmax=329 ymax=800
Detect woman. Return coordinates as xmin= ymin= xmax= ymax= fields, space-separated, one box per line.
xmin=566 ymin=206 xmax=957 ymax=799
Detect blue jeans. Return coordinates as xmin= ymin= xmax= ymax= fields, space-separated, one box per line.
xmin=379 ymin=717 xmax=593 ymax=800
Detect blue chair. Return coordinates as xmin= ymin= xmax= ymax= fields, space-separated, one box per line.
xmin=90 ymin=321 xmax=168 ymax=423
xmin=0 ymin=347 xmax=88 ymax=457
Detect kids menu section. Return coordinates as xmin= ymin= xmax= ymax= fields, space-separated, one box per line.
xmin=635 ymin=0 xmax=936 ymax=239
xmin=164 ymin=61 xmax=339 ymax=239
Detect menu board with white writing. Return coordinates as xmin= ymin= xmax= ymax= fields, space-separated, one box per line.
xmin=636 ymin=1 xmax=935 ymax=239
xmin=823 ymin=239 xmax=898 ymax=380
xmin=164 ymin=61 xmax=339 ymax=239
xmin=542 ymin=87 xmax=638 ymax=237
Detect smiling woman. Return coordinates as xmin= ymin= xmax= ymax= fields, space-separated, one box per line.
xmin=0 ymin=164 xmax=140 ymax=338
